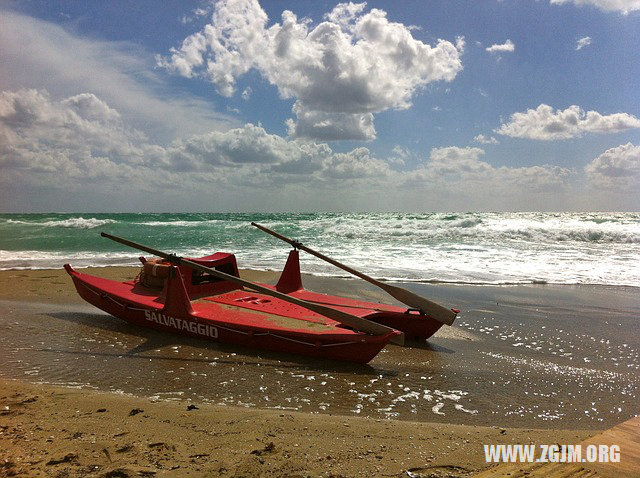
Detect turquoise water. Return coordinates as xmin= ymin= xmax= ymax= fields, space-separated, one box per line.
xmin=1 ymin=212 xmax=639 ymax=286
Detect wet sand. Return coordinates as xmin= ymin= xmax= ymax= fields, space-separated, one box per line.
xmin=1 ymin=267 xmax=639 ymax=476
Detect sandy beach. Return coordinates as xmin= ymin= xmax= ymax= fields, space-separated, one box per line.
xmin=1 ymin=267 xmax=638 ymax=477
xmin=0 ymin=377 xmax=597 ymax=478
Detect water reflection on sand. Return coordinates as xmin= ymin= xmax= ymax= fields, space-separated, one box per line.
xmin=1 ymin=282 xmax=638 ymax=429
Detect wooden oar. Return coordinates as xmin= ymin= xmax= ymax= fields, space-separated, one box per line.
xmin=251 ymin=222 xmax=457 ymax=326
xmin=100 ymin=232 xmax=403 ymax=345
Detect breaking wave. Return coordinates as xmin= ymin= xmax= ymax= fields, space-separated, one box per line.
xmin=1 ymin=212 xmax=639 ymax=286
xmin=306 ymin=213 xmax=640 ymax=244
xmin=6 ymin=217 xmax=116 ymax=229
xmin=135 ymin=220 xmax=223 ymax=227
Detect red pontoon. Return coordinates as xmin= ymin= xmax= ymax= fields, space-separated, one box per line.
xmin=65 ymin=229 xmax=457 ymax=364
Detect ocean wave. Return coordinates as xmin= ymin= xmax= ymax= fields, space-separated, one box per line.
xmin=6 ymin=217 xmax=116 ymax=229
xmin=0 ymin=250 xmax=139 ymax=270
xmin=134 ymin=220 xmax=225 ymax=227
xmin=1 ymin=212 xmax=639 ymax=286
xmin=304 ymin=214 xmax=640 ymax=244
xmin=2 ymin=246 xmax=638 ymax=287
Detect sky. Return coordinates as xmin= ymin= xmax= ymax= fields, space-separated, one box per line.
xmin=1 ymin=0 xmax=639 ymax=212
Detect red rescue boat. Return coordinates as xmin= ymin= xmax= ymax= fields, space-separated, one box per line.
xmin=64 ymin=228 xmax=457 ymax=364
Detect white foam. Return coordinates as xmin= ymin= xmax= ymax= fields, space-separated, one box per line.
xmin=135 ymin=220 xmax=223 ymax=227
xmin=2 ymin=212 xmax=639 ymax=285
xmin=6 ymin=217 xmax=116 ymax=229
xmin=0 ymin=250 xmax=138 ymax=270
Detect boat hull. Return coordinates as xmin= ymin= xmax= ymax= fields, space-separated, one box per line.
xmin=65 ymin=265 xmax=396 ymax=364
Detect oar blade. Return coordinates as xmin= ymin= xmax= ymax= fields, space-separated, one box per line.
xmin=380 ymin=283 xmax=457 ymax=325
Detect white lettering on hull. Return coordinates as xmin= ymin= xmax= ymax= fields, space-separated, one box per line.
xmin=144 ymin=310 xmax=218 ymax=339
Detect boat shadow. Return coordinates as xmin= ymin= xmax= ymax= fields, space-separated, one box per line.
xmin=45 ymin=310 xmax=411 ymax=376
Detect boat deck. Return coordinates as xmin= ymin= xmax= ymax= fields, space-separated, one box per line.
xmin=74 ymin=271 xmax=359 ymax=335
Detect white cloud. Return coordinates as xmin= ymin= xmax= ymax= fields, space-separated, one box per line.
xmin=585 ymin=143 xmax=640 ymax=187
xmin=0 ymin=89 xmax=166 ymax=180
xmin=496 ymin=104 xmax=640 ymax=140
xmin=391 ymin=146 xmax=410 ymax=157
xmin=407 ymin=146 xmax=572 ymax=193
xmin=0 ymin=8 xmax=237 ymax=143
xmin=320 ymin=147 xmax=392 ymax=179
xmin=575 ymin=36 xmax=592 ymax=50
xmin=168 ymin=122 xmax=332 ymax=172
xmin=3 ymin=88 xmax=624 ymax=211
xmin=486 ymin=39 xmax=515 ymax=53
xmin=180 ymin=5 xmax=213 ymax=24
xmin=549 ymin=0 xmax=640 ymax=14
xmin=402 ymin=146 xmax=573 ymax=202
xmin=427 ymin=147 xmax=491 ymax=176
xmin=285 ymin=104 xmax=376 ymax=141
xmin=474 ymin=134 xmax=499 ymax=144
xmin=389 ymin=145 xmax=409 ymax=166
xmin=393 ymin=145 xmax=490 ymax=171
xmin=0 ymin=88 xmax=386 ymax=185
xmin=158 ymin=0 xmax=464 ymax=141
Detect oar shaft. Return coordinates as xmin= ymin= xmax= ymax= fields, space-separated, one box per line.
xmin=251 ymin=223 xmax=457 ymax=326
xmin=102 ymin=232 xmax=170 ymax=261
xmin=100 ymin=232 xmax=403 ymax=344
xmin=251 ymin=223 xmax=373 ymax=283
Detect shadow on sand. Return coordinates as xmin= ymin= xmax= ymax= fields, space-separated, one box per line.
xmin=44 ymin=310 xmax=424 ymax=376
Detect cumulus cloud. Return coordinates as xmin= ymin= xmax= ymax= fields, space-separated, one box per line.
xmin=0 ymin=89 xmax=151 ymax=173
xmin=180 ymin=5 xmax=213 ymax=24
xmin=0 ymin=91 xmax=171 ymax=209
xmin=388 ymin=146 xmax=410 ymax=166
xmin=473 ymin=134 xmax=499 ymax=144
xmin=0 ymin=9 xmax=237 ymax=143
xmin=496 ymin=104 xmax=640 ymax=140
xmin=427 ymin=147 xmax=491 ymax=176
xmin=575 ymin=36 xmax=592 ymax=50
xmin=158 ymin=0 xmax=464 ymax=141
xmin=168 ymin=122 xmax=332 ymax=172
xmin=320 ymin=147 xmax=392 ymax=179
xmin=3 ymin=88 xmax=619 ymax=211
xmin=549 ymin=0 xmax=640 ymax=14
xmin=406 ymin=146 xmax=572 ymax=193
xmin=585 ymin=143 xmax=640 ymax=187
xmin=486 ymin=39 xmax=515 ymax=53
xmin=0 ymin=88 xmax=390 ymax=188
xmin=285 ymin=105 xmax=376 ymax=141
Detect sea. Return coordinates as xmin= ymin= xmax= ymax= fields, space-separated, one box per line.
xmin=1 ymin=211 xmax=639 ymax=428
xmin=1 ymin=212 xmax=638 ymax=286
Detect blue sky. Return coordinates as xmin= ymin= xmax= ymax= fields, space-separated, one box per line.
xmin=1 ymin=0 xmax=639 ymax=212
